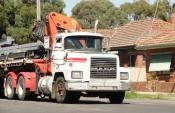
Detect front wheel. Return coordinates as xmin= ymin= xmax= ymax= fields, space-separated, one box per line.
xmin=5 ymin=76 xmax=15 ymax=99
xmin=55 ymin=77 xmax=73 ymax=103
xmin=108 ymin=91 xmax=125 ymax=104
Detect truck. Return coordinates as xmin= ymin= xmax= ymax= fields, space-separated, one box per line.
xmin=0 ymin=12 xmax=130 ymax=103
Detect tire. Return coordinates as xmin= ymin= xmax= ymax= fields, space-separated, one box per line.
xmin=108 ymin=91 xmax=125 ymax=104
xmin=5 ymin=76 xmax=15 ymax=99
xmin=55 ymin=77 xmax=71 ymax=103
xmin=16 ymin=76 xmax=29 ymax=100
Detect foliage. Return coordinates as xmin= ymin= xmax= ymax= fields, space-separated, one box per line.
xmin=41 ymin=0 xmax=65 ymax=18
xmin=121 ymin=0 xmax=153 ymax=20
xmin=120 ymin=0 xmax=171 ymax=21
xmin=72 ymin=0 xmax=174 ymax=29
xmin=0 ymin=0 xmax=65 ymax=44
xmin=7 ymin=27 xmax=32 ymax=44
xmin=72 ymin=0 xmax=128 ymax=29
xmin=152 ymin=0 xmax=171 ymax=21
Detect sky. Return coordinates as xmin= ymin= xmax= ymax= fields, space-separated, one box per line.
xmin=63 ymin=0 xmax=175 ymax=16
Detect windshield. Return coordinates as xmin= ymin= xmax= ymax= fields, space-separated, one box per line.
xmin=64 ymin=36 xmax=102 ymax=51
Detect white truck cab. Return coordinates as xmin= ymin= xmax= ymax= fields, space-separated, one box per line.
xmin=50 ymin=32 xmax=130 ymax=103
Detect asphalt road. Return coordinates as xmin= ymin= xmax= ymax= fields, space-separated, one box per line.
xmin=0 ymin=97 xmax=175 ymax=113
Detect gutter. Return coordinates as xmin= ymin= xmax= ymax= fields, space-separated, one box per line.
xmin=135 ymin=43 xmax=175 ymax=50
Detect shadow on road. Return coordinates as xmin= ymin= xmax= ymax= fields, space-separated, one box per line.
xmin=0 ymin=96 xmax=130 ymax=105
xmin=77 ymin=100 xmax=130 ymax=105
xmin=0 ymin=93 xmax=5 ymax=99
xmin=33 ymin=97 xmax=130 ymax=105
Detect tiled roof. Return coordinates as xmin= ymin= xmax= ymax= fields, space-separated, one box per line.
xmin=111 ymin=19 xmax=175 ymax=48
xmin=136 ymin=30 xmax=175 ymax=50
xmin=84 ymin=29 xmax=114 ymax=48
xmin=84 ymin=29 xmax=113 ymax=37
xmin=85 ymin=19 xmax=175 ymax=49
xmin=135 ymin=20 xmax=175 ymax=50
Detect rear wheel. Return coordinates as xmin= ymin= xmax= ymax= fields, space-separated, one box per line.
xmin=5 ymin=76 xmax=15 ymax=99
xmin=16 ymin=76 xmax=29 ymax=100
xmin=108 ymin=91 xmax=125 ymax=104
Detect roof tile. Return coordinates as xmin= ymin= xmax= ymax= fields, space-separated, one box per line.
xmin=85 ymin=19 xmax=175 ymax=49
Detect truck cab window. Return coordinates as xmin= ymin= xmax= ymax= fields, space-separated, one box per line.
xmin=64 ymin=36 xmax=102 ymax=51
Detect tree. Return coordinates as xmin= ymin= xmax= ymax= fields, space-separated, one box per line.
xmin=72 ymin=0 xmax=128 ymax=29
xmin=6 ymin=0 xmax=36 ymax=44
xmin=120 ymin=0 xmax=153 ymax=21
xmin=152 ymin=0 xmax=170 ymax=21
xmin=120 ymin=0 xmax=171 ymax=21
xmin=41 ymin=0 xmax=65 ymax=18
xmin=0 ymin=0 xmax=65 ymax=44
xmin=173 ymin=3 xmax=175 ymax=13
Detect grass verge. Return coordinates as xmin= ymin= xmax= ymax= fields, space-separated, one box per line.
xmin=125 ymin=91 xmax=175 ymax=100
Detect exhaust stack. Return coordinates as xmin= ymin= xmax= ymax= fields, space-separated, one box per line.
xmin=36 ymin=0 xmax=41 ymax=21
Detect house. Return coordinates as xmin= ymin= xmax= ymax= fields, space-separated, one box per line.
xmin=134 ymin=18 xmax=175 ymax=92
xmin=86 ymin=18 xmax=175 ymax=92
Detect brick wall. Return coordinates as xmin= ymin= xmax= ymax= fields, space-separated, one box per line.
xmin=146 ymin=47 xmax=175 ymax=82
xmin=131 ymin=82 xmax=175 ymax=93
xmin=117 ymin=48 xmax=145 ymax=67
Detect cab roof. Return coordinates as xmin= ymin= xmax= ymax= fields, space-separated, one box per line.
xmin=56 ymin=31 xmax=103 ymax=38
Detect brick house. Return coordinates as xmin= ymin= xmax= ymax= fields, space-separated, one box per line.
xmin=88 ymin=19 xmax=174 ymax=68
xmin=85 ymin=17 xmax=175 ymax=92
xmin=136 ymin=24 xmax=175 ymax=82
xmin=133 ymin=19 xmax=175 ymax=92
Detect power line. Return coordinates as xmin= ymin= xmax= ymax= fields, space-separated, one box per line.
xmin=153 ymin=0 xmax=160 ymax=20
xmin=150 ymin=0 xmax=160 ymax=31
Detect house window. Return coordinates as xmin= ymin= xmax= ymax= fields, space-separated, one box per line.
xmin=149 ymin=53 xmax=172 ymax=72
xmin=130 ymin=55 xmax=136 ymax=67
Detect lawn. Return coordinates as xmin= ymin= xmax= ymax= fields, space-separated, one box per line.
xmin=125 ymin=91 xmax=175 ymax=100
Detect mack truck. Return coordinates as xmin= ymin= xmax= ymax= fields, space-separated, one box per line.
xmin=0 ymin=12 xmax=130 ymax=103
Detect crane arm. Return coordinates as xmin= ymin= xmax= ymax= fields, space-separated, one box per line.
xmin=32 ymin=12 xmax=81 ymax=47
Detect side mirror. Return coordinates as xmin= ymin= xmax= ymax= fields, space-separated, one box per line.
xmin=103 ymin=37 xmax=110 ymax=52
xmin=44 ymin=36 xmax=50 ymax=49
xmin=55 ymin=43 xmax=62 ymax=48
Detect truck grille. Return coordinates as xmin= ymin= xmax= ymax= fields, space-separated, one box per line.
xmin=90 ymin=57 xmax=117 ymax=78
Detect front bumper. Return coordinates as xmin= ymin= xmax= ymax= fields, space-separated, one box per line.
xmin=66 ymin=80 xmax=130 ymax=91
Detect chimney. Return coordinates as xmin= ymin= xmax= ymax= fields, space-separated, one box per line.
xmin=169 ymin=13 xmax=175 ymax=25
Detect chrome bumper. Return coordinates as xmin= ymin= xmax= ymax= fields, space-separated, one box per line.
xmin=66 ymin=80 xmax=130 ymax=91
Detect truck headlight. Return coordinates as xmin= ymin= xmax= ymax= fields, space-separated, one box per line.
xmin=120 ymin=72 xmax=129 ymax=80
xmin=71 ymin=71 xmax=83 ymax=79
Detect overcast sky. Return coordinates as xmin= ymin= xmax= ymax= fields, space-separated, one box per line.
xmin=63 ymin=0 xmax=175 ymax=16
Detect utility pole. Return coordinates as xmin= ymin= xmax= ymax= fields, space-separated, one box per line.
xmin=36 ymin=0 xmax=41 ymax=21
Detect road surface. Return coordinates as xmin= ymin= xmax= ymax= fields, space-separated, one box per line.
xmin=0 ymin=97 xmax=174 ymax=113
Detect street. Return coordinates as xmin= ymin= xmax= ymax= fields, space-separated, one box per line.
xmin=0 ymin=97 xmax=175 ymax=113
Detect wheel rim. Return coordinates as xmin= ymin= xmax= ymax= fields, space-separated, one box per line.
xmin=57 ymin=82 xmax=64 ymax=97
xmin=17 ymin=81 xmax=24 ymax=96
xmin=6 ymin=80 xmax=12 ymax=95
